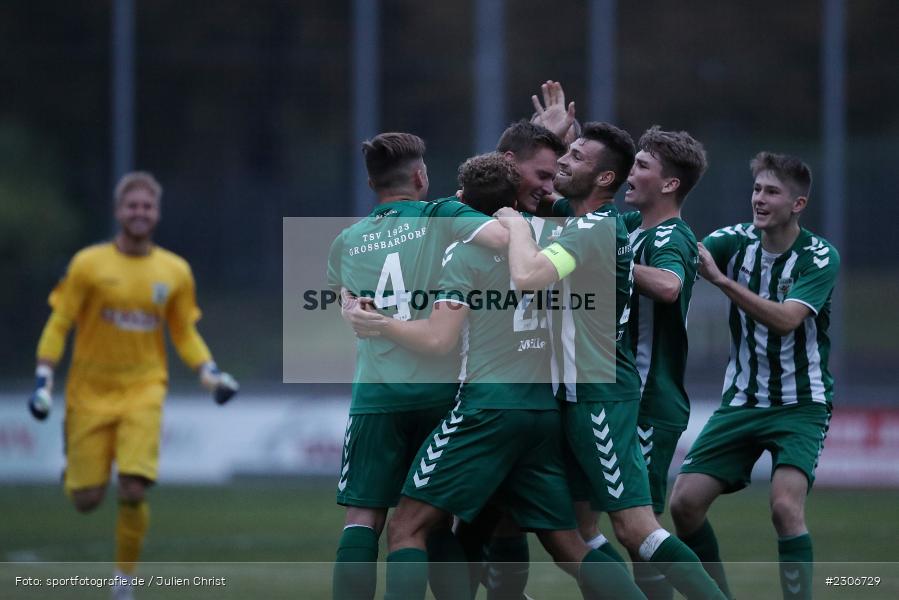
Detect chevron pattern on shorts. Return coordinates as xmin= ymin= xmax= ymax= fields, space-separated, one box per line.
xmin=592 ymin=409 xmax=623 ymax=499
xmin=412 ymin=403 xmax=463 ymax=489
xmin=337 ymin=417 xmax=353 ymax=493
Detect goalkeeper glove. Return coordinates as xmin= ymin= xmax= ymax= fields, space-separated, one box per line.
xmin=199 ymin=361 xmax=239 ymax=405
xmin=28 ymin=365 xmax=54 ymax=421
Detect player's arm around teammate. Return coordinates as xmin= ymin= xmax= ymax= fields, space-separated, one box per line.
xmin=695 ymin=241 xmax=811 ymax=336
xmin=669 ymin=153 xmax=839 ymax=600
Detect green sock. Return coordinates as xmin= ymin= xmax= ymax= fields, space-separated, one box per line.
xmin=634 ymin=560 xmax=674 ymax=600
xmin=455 ymin=508 xmax=500 ymax=597
xmin=578 ymin=548 xmax=645 ymax=600
xmin=778 ymin=534 xmax=813 ymax=599
xmin=484 ymin=534 xmax=530 ymax=600
xmin=332 ymin=525 xmax=379 ymax=600
xmin=680 ymin=520 xmax=734 ymax=599
xmin=385 ymin=548 xmax=429 ymax=600
xmin=648 ymin=534 xmax=727 ymax=600
xmin=426 ymin=527 xmax=471 ymax=600
xmin=586 ymin=533 xmax=626 ymax=564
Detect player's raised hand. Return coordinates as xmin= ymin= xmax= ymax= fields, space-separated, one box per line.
xmin=531 ymin=80 xmax=575 ymax=141
xmin=199 ymin=362 xmax=239 ymax=405
xmin=27 ymin=364 xmax=54 ymax=421
xmin=697 ymin=242 xmax=726 ymax=286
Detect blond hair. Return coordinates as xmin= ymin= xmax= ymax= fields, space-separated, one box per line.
xmin=114 ymin=171 xmax=162 ymax=204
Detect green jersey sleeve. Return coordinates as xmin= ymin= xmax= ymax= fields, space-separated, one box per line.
xmin=326 ymin=231 xmax=344 ymax=291
xmin=430 ymin=197 xmax=495 ymax=244
xmin=434 ymin=242 xmax=478 ymax=305
xmin=787 ymin=242 xmax=840 ymax=314
xmin=649 ymin=225 xmax=697 ymax=285
xmin=553 ymin=214 xmax=610 ymax=268
xmin=702 ymin=223 xmax=754 ymax=272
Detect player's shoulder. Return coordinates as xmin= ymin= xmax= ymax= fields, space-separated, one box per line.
xmin=651 ymin=218 xmax=697 ymax=244
xmin=69 ymin=242 xmax=117 ymax=272
xmin=567 ymin=204 xmax=617 ymax=228
xmin=427 ymin=197 xmax=487 ymax=221
xmin=443 ymin=237 xmax=493 ymax=265
xmin=621 ymin=209 xmax=642 ymax=232
xmin=796 ymin=229 xmax=840 ymax=269
xmin=151 ymin=245 xmax=194 ymax=276
xmin=703 ymin=222 xmax=757 ymax=244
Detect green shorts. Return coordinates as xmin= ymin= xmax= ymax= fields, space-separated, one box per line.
xmin=636 ymin=421 xmax=684 ymax=514
xmin=563 ymin=399 xmax=652 ymax=512
xmin=402 ymin=404 xmax=576 ymax=531
xmin=336 ymin=403 xmax=454 ymax=508
xmin=680 ymin=403 xmax=831 ymax=493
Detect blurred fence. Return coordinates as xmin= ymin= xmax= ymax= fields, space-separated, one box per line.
xmin=2 ymin=393 xmax=897 ymax=487
xmin=2 ymin=1 xmax=897 ymax=389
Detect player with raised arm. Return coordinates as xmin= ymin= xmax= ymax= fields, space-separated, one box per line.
xmin=669 ymin=153 xmax=838 ymax=600
xmin=496 ymin=122 xmax=727 ymax=600
xmin=27 ymin=172 xmax=238 ymax=600
xmin=327 ymin=133 xmax=508 ymax=600
xmin=355 ymin=152 xmax=647 ymax=600
xmin=462 ymin=119 xmax=568 ymax=598
xmin=620 ymin=126 xmax=707 ymax=600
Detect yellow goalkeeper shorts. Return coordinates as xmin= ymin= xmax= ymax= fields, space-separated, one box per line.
xmin=63 ymin=381 xmax=166 ymax=493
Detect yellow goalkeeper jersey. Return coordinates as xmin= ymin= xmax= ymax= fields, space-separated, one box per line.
xmin=39 ymin=243 xmax=212 ymax=400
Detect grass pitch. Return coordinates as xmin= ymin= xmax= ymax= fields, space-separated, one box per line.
xmin=1 ymin=479 xmax=897 ymax=598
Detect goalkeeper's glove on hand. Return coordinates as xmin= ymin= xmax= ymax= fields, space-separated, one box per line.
xmin=199 ymin=361 xmax=239 ymax=405
xmin=28 ymin=365 xmax=54 ymax=421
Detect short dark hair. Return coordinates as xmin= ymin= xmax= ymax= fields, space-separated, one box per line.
xmin=458 ymin=152 xmax=520 ymax=215
xmin=362 ymin=132 xmax=426 ymax=190
xmin=497 ymin=120 xmax=566 ymax=160
xmin=580 ymin=122 xmax=636 ymax=194
xmin=750 ymin=151 xmax=812 ymax=198
xmin=639 ymin=126 xmax=708 ymax=204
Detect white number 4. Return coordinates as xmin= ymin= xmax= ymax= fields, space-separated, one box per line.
xmin=375 ymin=252 xmax=411 ymax=321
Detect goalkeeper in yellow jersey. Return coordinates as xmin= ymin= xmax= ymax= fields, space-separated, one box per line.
xmin=28 ymin=171 xmax=238 ymax=597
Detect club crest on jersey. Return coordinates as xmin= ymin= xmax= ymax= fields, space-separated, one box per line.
xmin=152 ymin=282 xmax=170 ymax=305
xmin=777 ymin=277 xmax=794 ymax=295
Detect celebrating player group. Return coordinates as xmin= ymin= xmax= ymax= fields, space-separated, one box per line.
xmin=329 ymin=81 xmax=838 ymax=600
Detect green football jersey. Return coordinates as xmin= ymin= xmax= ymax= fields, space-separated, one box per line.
xmin=435 ymin=242 xmax=556 ymax=410
xmin=327 ymin=197 xmax=494 ymax=414
xmin=621 ymin=211 xmax=699 ymax=431
xmin=549 ymin=202 xmax=642 ymax=403
xmin=703 ymin=224 xmax=839 ymax=408
xmin=523 ymin=212 xmax=565 ymax=248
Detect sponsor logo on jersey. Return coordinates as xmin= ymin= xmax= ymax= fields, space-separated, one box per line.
xmin=152 ymin=282 xmax=170 ymax=305
xmin=101 ymin=308 xmax=161 ymax=332
xmin=516 ymin=337 xmax=546 ymax=352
